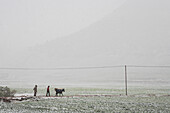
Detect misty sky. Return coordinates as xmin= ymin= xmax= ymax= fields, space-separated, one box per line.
xmin=0 ymin=0 xmax=170 ymax=67
xmin=0 ymin=0 xmax=170 ymax=86
xmin=0 ymin=0 xmax=126 ymax=52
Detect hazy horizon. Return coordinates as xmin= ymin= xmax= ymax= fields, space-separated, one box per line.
xmin=0 ymin=0 xmax=170 ymax=87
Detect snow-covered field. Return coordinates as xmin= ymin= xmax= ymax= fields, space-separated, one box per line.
xmin=1 ymin=87 xmax=170 ymax=112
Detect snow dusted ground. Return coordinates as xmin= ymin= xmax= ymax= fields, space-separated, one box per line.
xmin=15 ymin=93 xmax=33 ymax=97
xmin=1 ymin=87 xmax=170 ymax=112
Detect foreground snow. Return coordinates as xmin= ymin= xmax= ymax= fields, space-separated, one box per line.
xmin=1 ymin=87 xmax=170 ymax=112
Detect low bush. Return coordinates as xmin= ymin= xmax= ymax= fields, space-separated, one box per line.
xmin=0 ymin=86 xmax=16 ymax=97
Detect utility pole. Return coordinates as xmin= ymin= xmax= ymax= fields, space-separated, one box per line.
xmin=125 ymin=65 xmax=128 ymax=95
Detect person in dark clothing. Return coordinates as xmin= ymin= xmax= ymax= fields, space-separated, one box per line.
xmin=33 ymin=85 xmax=37 ymax=96
xmin=46 ymin=86 xmax=50 ymax=96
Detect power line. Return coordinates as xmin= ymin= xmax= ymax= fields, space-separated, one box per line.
xmin=0 ymin=65 xmax=170 ymax=70
xmin=128 ymin=65 xmax=170 ymax=68
xmin=0 ymin=65 xmax=123 ymax=70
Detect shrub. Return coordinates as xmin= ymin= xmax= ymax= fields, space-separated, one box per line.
xmin=0 ymin=86 xmax=16 ymax=97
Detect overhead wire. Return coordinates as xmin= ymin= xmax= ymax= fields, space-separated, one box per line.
xmin=0 ymin=65 xmax=170 ymax=70
xmin=0 ymin=65 xmax=123 ymax=70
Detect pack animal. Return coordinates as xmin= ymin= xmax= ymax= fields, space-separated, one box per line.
xmin=54 ymin=88 xmax=65 ymax=96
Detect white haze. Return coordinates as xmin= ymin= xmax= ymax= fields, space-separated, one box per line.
xmin=0 ymin=0 xmax=170 ymax=87
xmin=0 ymin=0 xmax=125 ymax=53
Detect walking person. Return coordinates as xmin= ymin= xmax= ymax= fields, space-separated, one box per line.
xmin=33 ymin=85 xmax=37 ymax=96
xmin=46 ymin=86 xmax=50 ymax=96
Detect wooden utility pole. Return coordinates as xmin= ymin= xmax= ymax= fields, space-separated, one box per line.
xmin=125 ymin=65 xmax=128 ymax=95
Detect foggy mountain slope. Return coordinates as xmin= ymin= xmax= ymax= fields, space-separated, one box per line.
xmin=18 ymin=0 xmax=170 ymax=67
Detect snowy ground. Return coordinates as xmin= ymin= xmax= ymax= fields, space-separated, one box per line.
xmin=0 ymin=87 xmax=170 ymax=112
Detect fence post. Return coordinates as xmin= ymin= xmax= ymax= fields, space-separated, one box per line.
xmin=125 ymin=65 xmax=128 ymax=95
